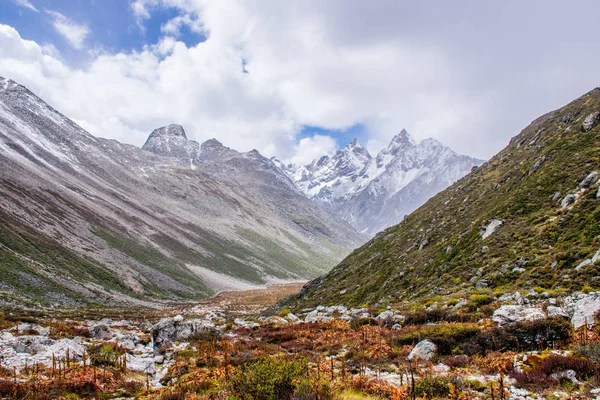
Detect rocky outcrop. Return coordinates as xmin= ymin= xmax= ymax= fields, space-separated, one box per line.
xmin=481 ymin=219 xmax=503 ymax=239
xmin=142 ymin=124 xmax=200 ymax=159
xmin=152 ymin=316 xmax=216 ymax=350
xmin=564 ymin=292 xmax=600 ymax=329
xmin=492 ymin=305 xmax=545 ymax=325
xmin=582 ymin=112 xmax=600 ymax=132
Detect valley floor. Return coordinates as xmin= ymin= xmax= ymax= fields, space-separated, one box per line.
xmin=0 ymin=286 xmax=599 ymax=399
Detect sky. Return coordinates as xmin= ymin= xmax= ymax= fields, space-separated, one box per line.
xmin=0 ymin=1 xmax=599 ymax=165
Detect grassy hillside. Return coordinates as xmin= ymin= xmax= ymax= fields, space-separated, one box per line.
xmin=289 ymin=88 xmax=600 ymax=308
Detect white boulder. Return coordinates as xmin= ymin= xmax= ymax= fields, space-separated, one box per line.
xmin=492 ymin=305 xmax=545 ymax=325
xmin=408 ymin=339 xmax=436 ymax=361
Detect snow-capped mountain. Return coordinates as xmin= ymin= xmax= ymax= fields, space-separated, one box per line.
xmin=0 ymin=76 xmax=363 ymax=307
xmin=277 ymin=129 xmax=483 ymax=235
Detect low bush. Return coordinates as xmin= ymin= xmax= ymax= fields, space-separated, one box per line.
xmin=393 ymin=324 xmax=480 ymax=355
xmin=414 ymin=375 xmax=452 ymax=398
xmin=573 ymin=342 xmax=600 ymax=363
xmin=511 ymin=355 xmax=599 ymax=387
xmin=229 ymin=356 xmax=308 ymax=400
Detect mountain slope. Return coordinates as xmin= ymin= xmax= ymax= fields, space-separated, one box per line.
xmin=0 ymin=77 xmax=364 ymax=308
xmin=278 ymin=130 xmax=482 ymax=235
xmin=289 ymin=87 xmax=600 ymax=308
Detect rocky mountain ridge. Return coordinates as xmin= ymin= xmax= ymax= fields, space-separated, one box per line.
xmin=0 ymin=76 xmax=364 ymax=308
xmin=276 ymin=129 xmax=483 ymax=235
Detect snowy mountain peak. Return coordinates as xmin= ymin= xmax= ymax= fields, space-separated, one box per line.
xmin=278 ymin=129 xmax=483 ymax=235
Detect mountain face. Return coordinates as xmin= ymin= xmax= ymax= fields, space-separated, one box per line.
xmin=0 ymin=77 xmax=364 ymax=308
xmin=277 ymin=129 xmax=482 ymax=235
xmin=288 ymin=87 xmax=600 ymax=309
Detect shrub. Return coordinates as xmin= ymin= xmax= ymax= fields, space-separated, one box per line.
xmin=88 ymin=343 xmax=120 ymax=367
xmin=476 ymin=318 xmax=572 ymax=353
xmin=573 ymin=342 xmax=600 ymax=363
xmin=229 ymin=356 xmax=308 ymax=400
xmin=278 ymin=308 xmax=291 ymax=317
xmin=414 ymin=375 xmax=452 ymax=397
xmin=511 ymin=355 xmax=599 ymax=387
xmin=443 ymin=355 xmax=472 ymax=369
xmin=393 ymin=324 xmax=481 ymax=355
xmin=467 ymin=294 xmax=493 ymax=310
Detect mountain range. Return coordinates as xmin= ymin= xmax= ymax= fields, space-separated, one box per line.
xmin=0 ymin=76 xmax=363 ymax=308
xmin=289 ymin=87 xmax=600 ymax=309
xmin=275 ymin=130 xmax=482 ymax=235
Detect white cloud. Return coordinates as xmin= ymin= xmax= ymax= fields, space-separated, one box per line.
xmin=46 ymin=10 xmax=90 ymax=50
xmin=12 ymin=0 xmax=38 ymax=12
xmin=1 ymin=1 xmax=600 ymax=164
xmin=289 ymin=135 xmax=338 ymax=166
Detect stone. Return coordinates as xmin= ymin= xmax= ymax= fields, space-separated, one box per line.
xmin=152 ymin=318 xmax=215 ymax=350
xmin=286 ymin=313 xmax=300 ymax=323
xmin=481 ymin=219 xmax=503 ymax=239
xmin=552 ymin=191 xmax=561 ymax=202
xmin=126 ymin=354 xmax=156 ymax=374
xmin=575 ymin=259 xmax=592 ymax=271
xmin=561 ymin=194 xmax=578 ymax=208
xmin=407 ymin=339 xmax=436 ymax=361
xmin=550 ymin=369 xmax=581 ymax=385
xmin=564 ymin=292 xmax=600 ymax=329
xmin=582 ymin=111 xmax=600 ymax=132
xmin=375 ymin=311 xmax=394 ymax=321
xmin=492 ymin=305 xmax=545 ymax=325
xmin=579 ymin=171 xmax=599 ymax=188
xmin=234 ymin=318 xmax=260 ymax=329
xmin=90 ymin=323 xmax=114 ymax=340
xmin=546 ymin=306 xmax=569 ymax=318
xmin=263 ymin=316 xmax=289 ymax=327
xmin=173 ymin=314 xmax=184 ymax=322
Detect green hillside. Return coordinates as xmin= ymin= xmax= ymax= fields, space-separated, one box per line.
xmin=289 ymin=87 xmax=600 ymax=308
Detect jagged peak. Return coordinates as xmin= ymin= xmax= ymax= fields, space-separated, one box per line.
xmin=201 ymin=138 xmax=224 ymax=150
xmin=388 ymin=129 xmax=416 ymax=148
xmin=419 ymin=137 xmax=443 ymax=147
xmin=147 ymin=124 xmax=187 ymax=140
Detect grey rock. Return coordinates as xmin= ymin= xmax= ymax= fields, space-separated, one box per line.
xmin=547 ymin=306 xmax=568 ymax=318
xmin=408 ymin=339 xmax=436 ymax=361
xmin=564 ymin=292 xmax=600 ymax=328
xmin=582 ymin=111 xmax=600 ymax=132
xmin=481 ymin=219 xmax=503 ymax=239
xmin=579 ymin=171 xmax=599 ymax=188
xmin=90 ymin=324 xmax=114 ymax=340
xmin=152 ymin=317 xmax=215 ymax=350
xmin=561 ymin=194 xmax=578 ymax=208
xmin=492 ymin=305 xmax=545 ymax=325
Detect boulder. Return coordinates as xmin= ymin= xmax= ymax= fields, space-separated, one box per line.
xmin=582 ymin=111 xmax=600 ymax=132
xmin=90 ymin=323 xmax=114 ymax=340
xmin=481 ymin=219 xmax=503 ymax=239
xmin=561 ymin=194 xmax=578 ymax=208
xmin=233 ymin=318 xmax=260 ymax=329
xmin=492 ymin=305 xmax=545 ymax=325
xmin=579 ymin=171 xmax=599 ymax=189
xmin=564 ymin=292 xmax=600 ymax=329
xmin=375 ymin=310 xmax=394 ymax=321
xmin=152 ymin=317 xmax=215 ymax=350
xmin=546 ymin=306 xmax=569 ymax=318
xmin=126 ymin=353 xmax=156 ymax=374
xmin=286 ymin=313 xmax=300 ymax=323
xmin=263 ymin=316 xmax=289 ymax=327
xmin=408 ymin=339 xmax=436 ymax=361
